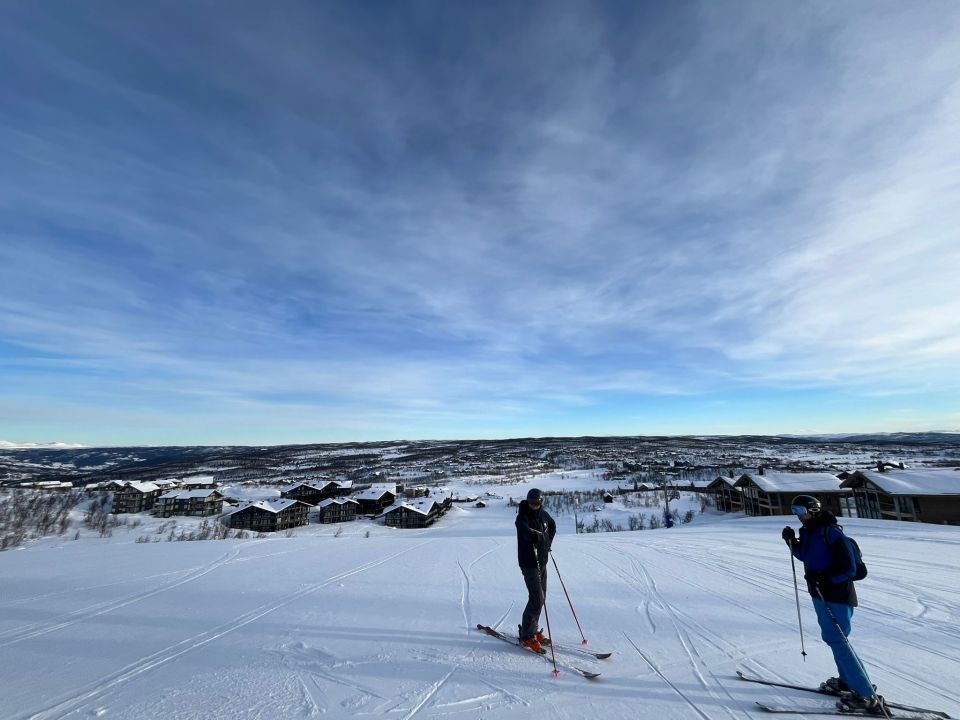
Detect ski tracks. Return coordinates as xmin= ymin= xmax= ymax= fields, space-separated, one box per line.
xmin=0 ymin=545 xmax=246 ymax=648
xmin=18 ymin=539 xmax=436 ymax=720
xmin=457 ymin=541 xmax=501 ymax=633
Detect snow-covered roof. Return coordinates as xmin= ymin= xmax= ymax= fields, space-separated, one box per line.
xmin=159 ymin=488 xmax=221 ymax=500
xmin=280 ymin=481 xmax=328 ymax=493
xmin=383 ymin=498 xmax=438 ymax=516
xmin=181 ymin=475 xmax=216 ymax=486
xmin=354 ymin=484 xmax=396 ymax=500
xmin=317 ymin=497 xmax=359 ymax=508
xmin=123 ymin=482 xmax=159 ymax=493
xmin=844 ymin=468 xmax=960 ymax=496
xmin=735 ymin=471 xmax=843 ymax=493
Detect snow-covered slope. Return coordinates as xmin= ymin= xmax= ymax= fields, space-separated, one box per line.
xmin=2 ymin=486 xmax=959 ymax=720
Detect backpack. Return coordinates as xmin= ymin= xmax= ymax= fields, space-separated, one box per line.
xmin=824 ymin=525 xmax=868 ymax=581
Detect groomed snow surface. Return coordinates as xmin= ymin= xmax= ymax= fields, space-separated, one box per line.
xmin=2 ymin=471 xmax=959 ymax=720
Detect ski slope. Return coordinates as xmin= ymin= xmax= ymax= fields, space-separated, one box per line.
xmin=2 ymin=484 xmax=959 ymax=720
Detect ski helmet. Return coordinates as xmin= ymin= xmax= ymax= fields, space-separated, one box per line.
xmin=790 ymin=495 xmax=821 ymax=517
xmin=526 ymin=488 xmax=543 ymax=502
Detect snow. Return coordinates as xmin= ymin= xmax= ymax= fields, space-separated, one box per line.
xmin=737 ymin=471 xmax=844 ymax=493
xmin=2 ymin=471 xmax=959 ymax=720
xmin=853 ymin=468 xmax=960 ymax=495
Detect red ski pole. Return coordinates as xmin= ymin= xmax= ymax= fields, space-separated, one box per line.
xmin=551 ymin=552 xmax=588 ymax=645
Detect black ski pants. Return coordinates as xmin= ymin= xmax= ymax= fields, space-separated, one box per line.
xmin=520 ymin=565 xmax=547 ymax=640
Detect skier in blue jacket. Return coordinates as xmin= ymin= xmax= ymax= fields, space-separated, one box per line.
xmin=515 ymin=488 xmax=556 ymax=653
xmin=782 ymin=495 xmax=885 ymax=716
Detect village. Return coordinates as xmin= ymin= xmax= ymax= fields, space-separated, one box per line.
xmin=5 ymin=459 xmax=949 ymax=543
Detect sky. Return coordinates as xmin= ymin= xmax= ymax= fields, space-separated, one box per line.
xmin=2 ymin=1 xmax=959 ymax=447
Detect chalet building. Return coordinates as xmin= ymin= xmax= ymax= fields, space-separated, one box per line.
xmin=840 ymin=468 xmax=960 ymax=525
xmin=282 ymin=480 xmax=352 ymax=505
xmin=225 ymin=499 xmax=309 ymax=532
xmin=707 ymin=476 xmax=742 ymax=513
xmin=382 ymin=498 xmax=441 ymax=528
xmin=316 ymin=497 xmax=359 ymax=523
xmin=111 ymin=482 xmax=161 ymax=513
xmin=88 ymin=480 xmax=128 ymax=493
xmin=153 ymin=479 xmax=180 ymax=492
xmin=180 ymin=476 xmax=218 ymax=490
xmin=154 ymin=488 xmax=224 ymax=517
xmin=353 ymin=484 xmax=397 ymax=515
xmin=733 ymin=470 xmax=846 ymax=517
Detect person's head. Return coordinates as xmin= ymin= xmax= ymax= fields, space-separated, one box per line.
xmin=790 ymin=494 xmax=821 ymax=523
xmin=526 ymin=488 xmax=543 ymax=510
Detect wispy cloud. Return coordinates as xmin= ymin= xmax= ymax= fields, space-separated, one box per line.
xmin=1 ymin=1 xmax=959 ymax=443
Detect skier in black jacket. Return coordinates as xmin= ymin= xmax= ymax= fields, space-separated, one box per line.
xmin=515 ymin=488 xmax=556 ymax=653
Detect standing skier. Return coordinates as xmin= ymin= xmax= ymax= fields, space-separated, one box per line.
xmin=782 ymin=495 xmax=886 ymax=715
xmin=515 ymin=488 xmax=556 ymax=653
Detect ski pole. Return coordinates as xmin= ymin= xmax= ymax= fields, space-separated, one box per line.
xmin=533 ymin=546 xmax=560 ymax=677
xmin=787 ymin=541 xmax=808 ymax=661
xmin=813 ymin=584 xmax=889 ymax=718
xmin=550 ymin=552 xmax=588 ymax=645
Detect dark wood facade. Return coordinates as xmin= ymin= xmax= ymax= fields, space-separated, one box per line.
xmin=354 ymin=489 xmax=396 ymax=515
xmin=226 ymin=500 xmax=309 ymax=532
xmin=317 ymin=498 xmax=359 ymax=524
xmin=383 ymin=500 xmax=440 ymax=528
xmin=282 ymin=481 xmax=349 ymax=506
xmin=841 ymin=470 xmax=960 ymax=525
xmin=111 ymin=483 xmax=161 ymax=514
xmin=707 ymin=477 xmax=742 ymax=513
xmin=155 ymin=489 xmax=224 ymax=517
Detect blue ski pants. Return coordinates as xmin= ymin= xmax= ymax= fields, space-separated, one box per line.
xmin=812 ymin=598 xmax=875 ymax=698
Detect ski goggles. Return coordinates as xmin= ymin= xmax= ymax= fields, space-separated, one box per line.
xmin=791 ymin=505 xmax=811 ymax=517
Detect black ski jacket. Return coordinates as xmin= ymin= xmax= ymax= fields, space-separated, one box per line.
xmin=515 ymin=500 xmax=556 ymax=569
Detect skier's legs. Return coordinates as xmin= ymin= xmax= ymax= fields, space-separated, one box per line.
xmin=520 ymin=566 xmax=544 ymax=639
xmin=812 ymin=598 xmax=874 ymax=698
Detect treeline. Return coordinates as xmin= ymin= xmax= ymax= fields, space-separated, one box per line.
xmin=0 ymin=489 xmax=83 ymax=550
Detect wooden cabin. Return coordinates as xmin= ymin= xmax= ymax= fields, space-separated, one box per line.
xmin=733 ymin=470 xmax=846 ymax=517
xmin=840 ymin=468 xmax=960 ymax=525
xmin=110 ymin=482 xmax=161 ymax=513
xmin=382 ymin=498 xmax=440 ymax=528
xmin=225 ymin=499 xmax=309 ymax=532
xmin=281 ymin=480 xmax=352 ymax=505
xmin=316 ymin=497 xmax=359 ymax=524
xmin=353 ymin=484 xmax=397 ymax=515
xmin=154 ymin=489 xmax=224 ymax=517
xmin=706 ymin=476 xmax=742 ymax=513
xmin=180 ymin=476 xmax=218 ymax=490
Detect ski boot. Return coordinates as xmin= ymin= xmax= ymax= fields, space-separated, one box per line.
xmin=819 ymin=677 xmax=850 ymax=694
xmin=520 ymin=637 xmax=544 ymax=654
xmin=838 ymin=693 xmax=887 ymax=716
xmin=535 ymin=629 xmax=552 ymax=647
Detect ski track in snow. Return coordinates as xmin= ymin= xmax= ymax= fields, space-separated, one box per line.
xmin=4 ymin=497 xmax=960 ymax=720
xmin=15 ymin=540 xmax=436 ymax=720
xmin=0 ymin=545 xmax=247 ymax=648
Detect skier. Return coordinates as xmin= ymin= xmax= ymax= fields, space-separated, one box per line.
xmin=782 ymin=495 xmax=886 ymax=715
xmin=515 ymin=488 xmax=556 ymax=653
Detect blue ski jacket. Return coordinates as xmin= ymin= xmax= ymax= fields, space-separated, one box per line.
xmin=790 ymin=511 xmax=858 ymax=606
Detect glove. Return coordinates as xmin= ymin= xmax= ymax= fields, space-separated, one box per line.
xmin=781 ymin=526 xmax=796 ymax=542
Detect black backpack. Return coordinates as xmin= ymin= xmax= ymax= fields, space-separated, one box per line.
xmin=824 ymin=525 xmax=868 ymax=581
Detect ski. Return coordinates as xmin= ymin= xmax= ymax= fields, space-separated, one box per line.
xmin=547 ymin=639 xmax=612 ymax=660
xmin=475 ymin=624 xmax=600 ymax=679
xmin=737 ymin=671 xmax=951 ymax=718
xmin=755 ymin=701 xmax=947 ymax=720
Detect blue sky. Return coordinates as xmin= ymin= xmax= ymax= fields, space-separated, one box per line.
xmin=2 ymin=1 xmax=959 ymax=447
